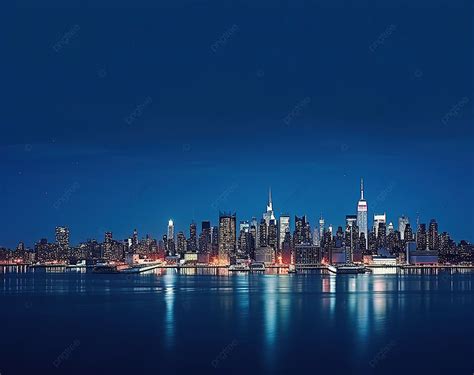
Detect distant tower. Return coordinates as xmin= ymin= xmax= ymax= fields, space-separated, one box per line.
xmin=357 ymin=178 xmax=368 ymax=249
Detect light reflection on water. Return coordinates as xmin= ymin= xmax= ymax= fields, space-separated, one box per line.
xmin=0 ymin=266 xmax=473 ymax=374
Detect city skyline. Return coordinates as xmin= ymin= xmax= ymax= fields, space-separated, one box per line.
xmin=2 ymin=179 xmax=470 ymax=249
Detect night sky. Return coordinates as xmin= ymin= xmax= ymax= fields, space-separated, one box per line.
xmin=1 ymin=1 xmax=473 ymax=247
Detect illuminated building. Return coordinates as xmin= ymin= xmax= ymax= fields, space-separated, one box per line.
xmin=55 ymin=226 xmax=70 ymax=250
xmin=398 ymin=216 xmax=409 ymax=240
xmin=356 ymin=178 xmax=368 ymax=249
xmin=218 ymin=212 xmax=236 ymax=264
xmin=278 ymin=215 xmax=290 ymax=250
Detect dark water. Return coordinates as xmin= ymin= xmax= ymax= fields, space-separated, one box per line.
xmin=1 ymin=266 xmax=473 ymax=374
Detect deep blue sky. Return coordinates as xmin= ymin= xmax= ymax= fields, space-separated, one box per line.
xmin=1 ymin=1 xmax=473 ymax=247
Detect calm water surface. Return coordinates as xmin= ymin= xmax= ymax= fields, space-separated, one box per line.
xmin=1 ymin=267 xmax=473 ymax=374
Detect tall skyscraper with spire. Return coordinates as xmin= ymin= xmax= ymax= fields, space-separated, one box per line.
xmin=263 ymin=187 xmax=276 ymax=227
xmin=357 ymin=178 xmax=368 ymax=249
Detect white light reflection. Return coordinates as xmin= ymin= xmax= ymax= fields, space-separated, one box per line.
xmin=263 ymin=276 xmax=278 ymax=370
xmin=163 ymin=270 xmax=177 ymax=350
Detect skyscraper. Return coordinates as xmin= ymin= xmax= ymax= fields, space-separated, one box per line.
xmin=313 ymin=227 xmax=320 ymax=246
xmin=167 ymin=219 xmax=174 ymax=241
xmin=404 ymin=224 xmax=414 ymax=241
xmin=294 ymin=215 xmax=311 ymax=245
xmin=132 ymin=228 xmax=138 ymax=246
xmin=239 ymin=220 xmax=249 ymax=233
xmin=218 ymin=212 xmax=236 ymax=264
xmin=398 ymin=216 xmax=409 ymax=240
xmin=278 ymin=215 xmax=290 ymax=250
xmin=188 ymin=222 xmax=197 ymax=252
xmin=345 ymin=215 xmax=357 ymax=229
xmin=319 ymin=214 xmax=325 ymax=242
xmin=199 ymin=221 xmax=211 ymax=253
xmin=55 ymin=226 xmax=69 ymax=250
xmin=211 ymin=226 xmax=218 ymax=258
xmin=387 ymin=222 xmax=394 ymax=235
xmin=177 ymin=231 xmax=187 ymax=257
xmin=268 ymin=219 xmax=278 ymax=250
xmin=238 ymin=225 xmax=251 ymax=257
xmin=263 ymin=187 xmax=276 ymax=227
xmin=416 ymin=223 xmax=427 ymax=250
xmin=356 ymin=178 xmax=368 ymax=249
xmin=373 ymin=213 xmax=386 ymax=237
xmin=259 ymin=219 xmax=268 ymax=247
xmin=167 ymin=220 xmax=175 ymax=255
xmin=428 ymin=219 xmax=438 ymax=250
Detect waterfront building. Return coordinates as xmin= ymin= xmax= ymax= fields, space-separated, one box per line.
xmin=255 ymin=246 xmax=274 ymax=265
xmin=295 ymin=244 xmax=321 ymax=265
xmin=218 ymin=212 xmax=236 ymax=264
xmin=281 ymin=230 xmax=292 ymax=264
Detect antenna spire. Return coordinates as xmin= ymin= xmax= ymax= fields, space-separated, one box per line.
xmin=268 ymin=187 xmax=272 ymax=209
xmin=360 ymin=178 xmax=364 ymax=200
